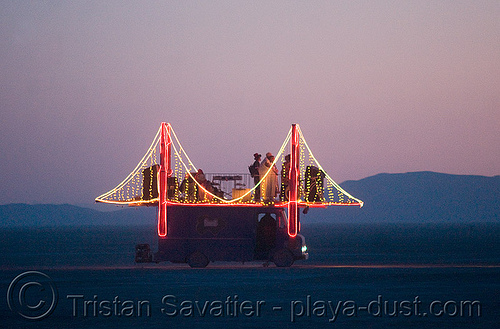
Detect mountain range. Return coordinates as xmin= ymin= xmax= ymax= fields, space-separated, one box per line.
xmin=0 ymin=203 xmax=156 ymax=227
xmin=310 ymin=171 xmax=499 ymax=223
xmin=0 ymin=172 xmax=498 ymax=227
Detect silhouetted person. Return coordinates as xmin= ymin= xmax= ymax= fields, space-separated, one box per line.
xmin=195 ymin=169 xmax=213 ymax=201
xmin=249 ymin=153 xmax=261 ymax=201
xmin=259 ymin=152 xmax=278 ymax=202
xmin=281 ymin=154 xmax=291 ymax=201
xmin=255 ymin=213 xmax=277 ymax=253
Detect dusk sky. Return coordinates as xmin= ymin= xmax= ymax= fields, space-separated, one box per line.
xmin=1 ymin=1 xmax=499 ymax=207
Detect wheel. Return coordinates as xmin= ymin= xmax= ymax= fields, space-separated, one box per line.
xmin=187 ymin=251 xmax=210 ymax=268
xmin=273 ymin=249 xmax=294 ymax=267
xmin=135 ymin=244 xmax=152 ymax=263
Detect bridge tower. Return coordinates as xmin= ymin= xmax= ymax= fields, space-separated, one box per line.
xmin=158 ymin=122 xmax=172 ymax=237
xmin=288 ymin=123 xmax=300 ymax=237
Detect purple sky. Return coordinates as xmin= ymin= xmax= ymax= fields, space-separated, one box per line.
xmin=1 ymin=1 xmax=499 ymax=206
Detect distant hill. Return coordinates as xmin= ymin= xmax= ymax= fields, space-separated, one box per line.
xmin=308 ymin=171 xmax=499 ymax=223
xmin=0 ymin=203 xmax=156 ymax=227
xmin=0 ymin=172 xmax=498 ymax=227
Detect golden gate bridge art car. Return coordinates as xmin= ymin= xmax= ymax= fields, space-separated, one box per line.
xmin=96 ymin=123 xmax=363 ymax=267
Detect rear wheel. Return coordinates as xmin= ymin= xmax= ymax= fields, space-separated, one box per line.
xmin=273 ymin=249 xmax=294 ymax=267
xmin=135 ymin=244 xmax=152 ymax=263
xmin=187 ymin=251 xmax=210 ymax=268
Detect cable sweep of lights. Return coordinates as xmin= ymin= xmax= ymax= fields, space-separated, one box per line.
xmin=95 ymin=126 xmax=161 ymax=205
xmin=297 ymin=125 xmax=364 ymax=207
xmin=95 ymin=123 xmax=363 ymax=208
xmin=168 ymin=125 xmax=292 ymax=204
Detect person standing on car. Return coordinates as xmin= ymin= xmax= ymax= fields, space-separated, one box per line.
xmin=249 ymin=153 xmax=261 ymax=201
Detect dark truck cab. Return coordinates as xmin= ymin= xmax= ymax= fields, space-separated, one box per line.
xmin=136 ymin=204 xmax=308 ymax=267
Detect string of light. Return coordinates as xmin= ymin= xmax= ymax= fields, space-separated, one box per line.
xmin=168 ymin=126 xmax=292 ymax=204
xmin=95 ymin=123 xmax=363 ymax=208
xmin=297 ymin=125 xmax=364 ymax=207
xmin=95 ymin=126 xmax=161 ymax=204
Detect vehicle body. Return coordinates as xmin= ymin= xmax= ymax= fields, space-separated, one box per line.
xmin=137 ymin=204 xmax=308 ymax=267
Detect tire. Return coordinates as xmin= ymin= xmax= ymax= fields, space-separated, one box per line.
xmin=273 ymin=249 xmax=294 ymax=267
xmin=187 ymin=251 xmax=210 ymax=268
xmin=135 ymin=244 xmax=152 ymax=263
